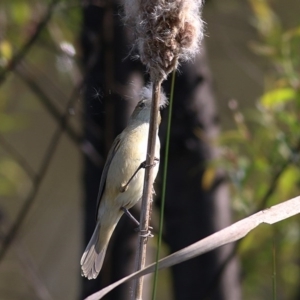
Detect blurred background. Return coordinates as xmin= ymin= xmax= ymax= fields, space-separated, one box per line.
xmin=0 ymin=0 xmax=299 ymax=299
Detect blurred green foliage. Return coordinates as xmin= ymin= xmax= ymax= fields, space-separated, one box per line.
xmin=219 ymin=0 xmax=300 ymax=298
xmin=0 ymin=0 xmax=81 ymax=203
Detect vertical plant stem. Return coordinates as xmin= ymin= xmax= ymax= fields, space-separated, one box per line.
xmin=272 ymin=235 xmax=277 ymax=300
xmin=151 ymin=70 xmax=176 ymax=300
xmin=132 ymin=78 xmax=162 ymax=300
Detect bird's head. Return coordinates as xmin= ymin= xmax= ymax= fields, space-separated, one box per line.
xmin=130 ymin=84 xmax=168 ymax=124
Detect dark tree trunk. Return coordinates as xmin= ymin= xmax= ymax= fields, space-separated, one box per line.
xmin=80 ymin=3 xmax=144 ymax=299
xmin=81 ymin=2 xmax=241 ymax=300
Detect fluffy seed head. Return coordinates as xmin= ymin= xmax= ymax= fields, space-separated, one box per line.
xmin=123 ymin=0 xmax=204 ymax=79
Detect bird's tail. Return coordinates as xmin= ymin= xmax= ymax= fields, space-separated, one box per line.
xmin=80 ymin=214 xmax=120 ymax=279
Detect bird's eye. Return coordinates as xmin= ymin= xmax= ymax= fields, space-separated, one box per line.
xmin=138 ymin=101 xmax=146 ymax=108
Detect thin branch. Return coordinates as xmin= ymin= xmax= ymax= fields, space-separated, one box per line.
xmin=256 ymin=139 xmax=300 ymax=211
xmin=16 ymin=63 xmax=102 ymax=167
xmin=0 ymin=134 xmax=36 ymax=181
xmin=0 ymin=79 xmax=83 ymax=263
xmin=132 ymin=79 xmax=162 ymax=300
xmin=20 ymin=59 xmax=76 ymax=109
xmin=15 ymin=65 xmax=82 ymax=145
xmin=0 ymin=22 xmax=106 ymax=261
xmin=0 ymin=0 xmax=60 ymax=86
xmin=0 ymin=66 xmax=102 ymax=189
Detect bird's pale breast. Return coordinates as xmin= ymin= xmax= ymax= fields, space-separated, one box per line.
xmin=104 ymin=123 xmax=159 ymax=210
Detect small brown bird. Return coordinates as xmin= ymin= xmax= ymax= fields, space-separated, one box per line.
xmin=80 ymin=86 xmax=167 ymax=279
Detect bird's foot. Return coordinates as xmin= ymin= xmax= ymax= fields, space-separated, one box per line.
xmin=120 ymin=158 xmax=160 ymax=193
xmin=141 ymin=157 xmax=160 ymax=169
xmin=139 ymin=228 xmax=154 ymax=238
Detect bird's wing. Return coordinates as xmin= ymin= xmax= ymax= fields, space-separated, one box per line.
xmin=95 ymin=134 xmax=122 ymax=219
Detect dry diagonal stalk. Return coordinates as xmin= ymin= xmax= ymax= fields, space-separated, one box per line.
xmin=85 ymin=195 xmax=300 ymax=300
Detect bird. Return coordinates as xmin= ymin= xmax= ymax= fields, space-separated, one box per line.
xmin=80 ymin=85 xmax=167 ymax=279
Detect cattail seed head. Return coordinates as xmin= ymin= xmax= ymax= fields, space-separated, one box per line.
xmin=123 ymin=0 xmax=204 ymax=80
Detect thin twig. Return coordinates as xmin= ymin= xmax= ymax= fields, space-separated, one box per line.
xmin=0 ymin=80 xmax=83 ymax=263
xmin=0 ymin=65 xmax=102 ymax=186
xmin=0 ymin=19 xmax=106 ymax=261
xmin=255 ymin=143 xmax=300 ymax=212
xmin=19 ymin=60 xmax=76 ymax=109
xmin=0 ymin=134 xmax=36 ymax=181
xmin=15 ymin=65 xmax=82 ymax=145
xmin=132 ymin=79 xmax=162 ymax=300
xmin=17 ymin=62 xmax=102 ymax=166
xmin=0 ymin=0 xmax=59 ymax=85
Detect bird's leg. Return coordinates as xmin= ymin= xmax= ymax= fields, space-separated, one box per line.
xmin=121 ymin=207 xmax=140 ymax=227
xmin=120 ymin=157 xmax=159 ymax=193
xmin=121 ymin=207 xmax=154 ymax=237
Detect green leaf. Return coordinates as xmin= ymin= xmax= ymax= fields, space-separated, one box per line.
xmin=0 ymin=40 xmax=12 ymax=60
xmin=278 ymin=166 xmax=300 ymax=197
xmin=261 ymin=88 xmax=296 ymax=108
xmin=11 ymin=2 xmax=30 ymax=25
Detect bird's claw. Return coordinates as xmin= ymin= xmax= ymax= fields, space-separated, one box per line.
xmin=121 ymin=158 xmax=160 ymax=193
xmin=142 ymin=157 xmax=160 ymax=169
xmin=139 ymin=228 xmax=154 ymax=238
